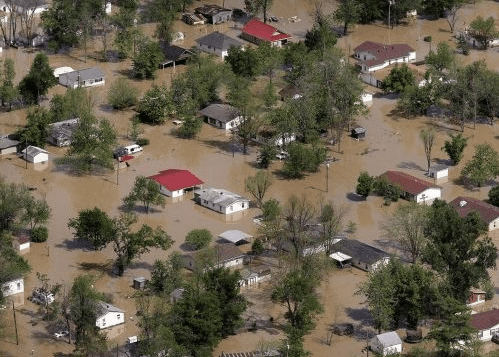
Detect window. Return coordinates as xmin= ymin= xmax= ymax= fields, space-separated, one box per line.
xmin=117 ymin=314 xmax=121 ymax=319
xmin=17 ymin=282 xmax=21 ymax=289
xmin=242 ymin=203 xmax=245 ymax=208
xmin=230 ymin=206 xmax=233 ymax=211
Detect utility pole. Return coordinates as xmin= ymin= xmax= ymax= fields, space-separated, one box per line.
xmin=12 ymin=300 xmax=18 ymax=345
xmin=25 ymin=138 xmax=28 ymax=169
xmin=116 ymin=157 xmax=120 ymax=185
xmin=326 ymin=163 xmax=330 ymax=192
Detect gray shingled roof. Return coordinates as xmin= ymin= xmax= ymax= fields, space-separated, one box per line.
xmin=195 ymin=32 xmax=243 ymax=51
xmin=195 ymin=187 xmax=249 ymax=208
xmin=162 ymin=44 xmax=192 ymax=62
xmin=96 ymin=301 xmax=124 ymax=319
xmin=332 ymin=239 xmax=389 ymax=265
xmin=59 ymin=67 xmax=105 ymax=87
xmin=199 ymin=104 xmax=240 ymax=123
xmin=0 ymin=136 xmax=19 ymax=149
xmin=218 ymin=230 xmax=253 ymax=244
xmin=21 ymin=145 xmax=47 ymax=157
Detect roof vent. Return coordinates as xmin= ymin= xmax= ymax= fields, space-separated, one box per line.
xmin=459 ymin=200 xmax=467 ymax=207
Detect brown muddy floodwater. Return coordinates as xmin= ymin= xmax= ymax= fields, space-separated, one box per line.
xmin=3 ymin=1 xmax=499 ymax=356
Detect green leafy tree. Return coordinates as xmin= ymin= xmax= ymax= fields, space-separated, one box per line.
xmin=50 ymin=87 xmax=93 ymax=122
xmin=420 ymin=127 xmax=436 ymax=173
xmin=225 ymin=46 xmax=261 ymax=79
xmin=375 ymin=176 xmax=401 ymax=203
xmin=383 ymin=201 xmax=429 ymax=263
xmin=18 ymin=53 xmax=58 ymax=105
xmin=22 ymin=197 xmax=50 ymax=231
xmin=129 ymin=117 xmax=144 ymax=142
xmin=41 ymin=0 xmax=81 ymax=50
xmin=262 ymin=199 xmax=281 ymax=222
xmin=251 ymin=238 xmax=265 ymax=255
xmin=107 ymin=77 xmax=139 ymax=109
xmin=123 ymin=176 xmax=166 ymax=213
xmin=469 ymin=16 xmax=498 ymax=50
xmin=111 ymin=212 xmax=173 ymax=276
xmin=381 ymin=64 xmax=415 ymax=94
xmin=356 ymin=171 xmax=375 ymax=199
xmin=245 ymin=171 xmax=273 ymax=209
xmin=333 ymin=0 xmax=361 ymax=35
xmin=1 ymin=58 xmax=17 ymax=108
xmin=426 ymin=42 xmax=456 ymax=73
xmin=442 ymin=133 xmax=468 ymax=165
xmin=0 ymin=180 xmax=33 ymax=231
xmin=424 ymin=199 xmax=497 ymax=303
xmin=244 ymin=0 xmax=274 ymax=23
xmin=16 ymin=106 xmax=54 ymax=148
xmin=133 ymin=40 xmax=164 ymax=79
xmin=423 ymin=0 xmax=464 ymax=19
xmin=318 ymin=199 xmax=345 ymax=255
xmin=70 ymin=274 xmax=108 ymax=355
xmin=257 ymin=143 xmax=277 ymax=169
xmin=62 ymin=114 xmax=117 ymax=174
xmin=185 ymin=229 xmax=212 ymax=250
xmin=68 ymin=207 xmax=115 ymax=250
xmin=148 ymin=252 xmax=183 ymax=295
xmin=488 ymin=185 xmax=499 ymax=207
xmin=305 ymin=8 xmax=337 ymax=54
xmin=461 ymin=143 xmax=499 ymax=187
xmin=282 ymin=142 xmax=327 ymax=178
xmin=262 ymin=81 xmax=278 ymax=108
xmin=114 ymin=27 xmax=146 ymax=59
xmin=177 ymin=116 xmax=203 ymax=139
xmin=136 ymin=84 xmax=172 ymax=125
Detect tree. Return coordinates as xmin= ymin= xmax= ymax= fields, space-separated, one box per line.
xmin=148 ymin=252 xmax=183 ymax=295
xmin=41 ymin=0 xmax=81 ymax=50
xmin=133 ymin=40 xmax=164 ymax=79
xmin=383 ymin=202 xmax=429 ymax=263
xmin=333 ymin=0 xmax=361 ymax=35
xmin=257 ymin=143 xmax=277 ymax=169
xmin=251 ymin=238 xmax=265 ymax=255
xmin=245 ymin=171 xmax=273 ymax=209
xmin=305 ymin=4 xmax=337 ymax=54
xmin=136 ymin=84 xmax=172 ymax=125
xmin=0 ymin=58 xmax=17 ymax=108
xmin=61 ymin=114 xmax=117 ymax=174
xmin=107 ymin=77 xmax=139 ymax=109
xmin=469 ymin=16 xmax=498 ymax=50
xmin=262 ymin=199 xmax=281 ymax=222
xmin=283 ymin=195 xmax=316 ymax=261
xmin=16 ymin=106 xmax=54 ymax=148
xmin=375 ymin=176 xmax=401 ymax=203
xmin=282 ymin=142 xmax=327 ymax=179
xmin=68 ymin=208 xmax=115 ymax=250
xmin=262 ymin=81 xmax=278 ymax=108
xmin=244 ymin=0 xmax=274 ymax=23
xmin=420 ymin=127 xmax=436 ymax=173
xmin=225 ymin=46 xmax=261 ymax=79
xmin=50 ymin=87 xmax=93 ymax=122
xmin=442 ymin=133 xmax=468 ymax=165
xmin=445 ymin=4 xmax=462 ymax=32
xmin=426 ymin=42 xmax=455 ymax=73
xmin=318 ymin=199 xmax=345 ymax=254
xmin=0 ymin=180 xmax=33 ymax=231
xmin=381 ymin=64 xmax=415 ymax=94
xmin=423 ymin=0 xmax=463 ymax=19
xmin=22 ymin=197 xmax=50 ymax=230
xmin=123 ymin=176 xmax=166 ymax=213
xmin=461 ymin=143 xmax=499 ymax=187
xmin=18 ymin=53 xmax=58 ymax=105
xmin=424 ymin=199 xmax=497 ymax=303
xmin=177 ymin=116 xmax=203 ymax=139
xmin=185 ymin=229 xmax=212 ymax=250
xmin=69 ymin=275 xmax=107 ymax=354
xmin=111 ymin=212 xmax=173 ymax=275
xmin=488 ymin=185 xmax=499 ymax=207
xmin=356 ymin=171 xmax=375 ymax=199
xmin=114 ymin=27 xmax=146 ymax=59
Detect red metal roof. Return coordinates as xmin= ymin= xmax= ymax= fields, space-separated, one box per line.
xmin=450 ymin=197 xmax=499 ymax=224
xmin=471 ymin=309 xmax=499 ymax=330
xmin=119 ymin=155 xmax=134 ymax=162
xmin=354 ymin=41 xmax=415 ymax=68
xmin=241 ymin=18 xmax=291 ymax=43
xmin=380 ymin=171 xmax=440 ymax=195
xmin=149 ymin=169 xmax=203 ymax=192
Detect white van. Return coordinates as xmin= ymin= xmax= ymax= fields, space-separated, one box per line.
xmin=124 ymin=144 xmax=143 ymax=155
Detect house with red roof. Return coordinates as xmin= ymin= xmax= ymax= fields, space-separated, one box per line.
xmin=379 ymin=171 xmax=442 ymax=204
xmin=241 ymin=18 xmax=291 ymax=47
xmin=354 ymin=41 xmax=416 ymax=73
xmin=470 ymin=309 xmax=499 ymax=341
xmin=148 ymin=169 xmax=203 ymax=198
xmin=449 ymin=197 xmax=499 ymax=231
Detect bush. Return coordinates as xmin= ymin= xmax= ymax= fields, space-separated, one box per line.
xmin=107 ymin=77 xmax=139 ymax=110
xmin=136 ymin=138 xmax=150 ymax=146
xmin=185 ymin=229 xmax=212 ymax=250
xmin=375 ymin=177 xmax=401 ymax=202
xmin=423 ymin=35 xmax=432 ymax=42
xmin=177 ymin=117 xmax=203 ymax=139
xmin=31 ymin=227 xmax=48 ymax=242
xmin=251 ymin=239 xmax=265 ymax=255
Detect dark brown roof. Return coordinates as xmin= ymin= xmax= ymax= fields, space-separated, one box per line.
xmin=380 ymin=171 xmax=440 ymax=195
xmin=162 ymin=44 xmax=192 ymax=62
xmin=214 ymin=243 xmax=246 ymax=263
xmin=471 ymin=309 xmax=499 ymax=330
xmin=354 ymin=41 xmax=415 ymax=68
xmin=449 ymin=197 xmax=499 ymax=224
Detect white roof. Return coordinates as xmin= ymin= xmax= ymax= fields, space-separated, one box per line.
xmin=53 ymin=66 xmax=74 ymax=78
xmin=218 ymin=230 xmax=253 ymax=244
xmin=21 ymin=145 xmax=47 ymax=156
xmin=329 ymin=252 xmax=352 ymax=262
xmin=374 ymin=331 xmax=402 ymax=347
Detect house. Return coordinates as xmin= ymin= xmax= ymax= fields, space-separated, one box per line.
xmin=241 ymin=18 xmax=292 ymax=47
xmin=21 ymin=145 xmax=48 ymax=163
xmin=199 ymin=103 xmax=243 ymax=130
xmin=1 ymin=276 xmax=24 ymax=297
xmin=0 ymin=136 xmax=19 ymax=155
xmin=218 ymin=230 xmax=253 ymax=245
xmin=370 ymin=331 xmax=403 ymax=356
xmin=148 ymin=169 xmax=203 ymax=198
xmin=279 ymin=85 xmax=302 ymax=101
xmin=47 ymin=118 xmax=79 ymax=147
xmin=379 ymin=171 xmax=442 ymax=204
xmin=219 ymin=350 xmax=280 ymax=357
xmin=354 ymin=41 xmax=416 ymax=73
xmin=183 ymin=243 xmax=247 ymax=271
xmin=170 ymin=288 xmax=185 ymax=304
xmin=159 ymin=44 xmax=192 ymax=69
xmin=428 ymin=164 xmax=448 ymax=179
xmin=351 ymin=127 xmax=367 ymax=139
xmin=194 ymin=187 xmax=250 ymax=214
xmin=182 ymin=12 xmax=206 ymax=25
xmin=95 ymin=302 xmax=125 ymax=329
xmin=195 ymin=4 xmax=232 ymax=24
xmin=470 ymin=309 xmax=499 ymax=341
xmin=14 ymin=0 xmax=48 ymax=16
xmin=195 ymin=32 xmax=244 ymax=59
xmin=468 ymin=288 xmax=487 ymax=306
xmin=13 ymin=235 xmax=30 ymax=252
xmin=330 ymin=239 xmax=390 ymax=272
xmin=238 ymin=268 xmax=271 ymax=287
xmin=59 ymin=67 xmax=105 ymax=89
xmin=449 ymin=197 xmax=499 ymax=231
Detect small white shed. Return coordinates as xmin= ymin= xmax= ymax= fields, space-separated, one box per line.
xmin=429 ymin=164 xmax=448 ymax=179
xmin=21 ymin=146 xmax=48 ymax=163
xmin=13 ymin=236 xmax=30 ymax=252
xmin=370 ymin=331 xmax=403 ymax=356
xmin=1 ymin=277 xmax=24 ymax=297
